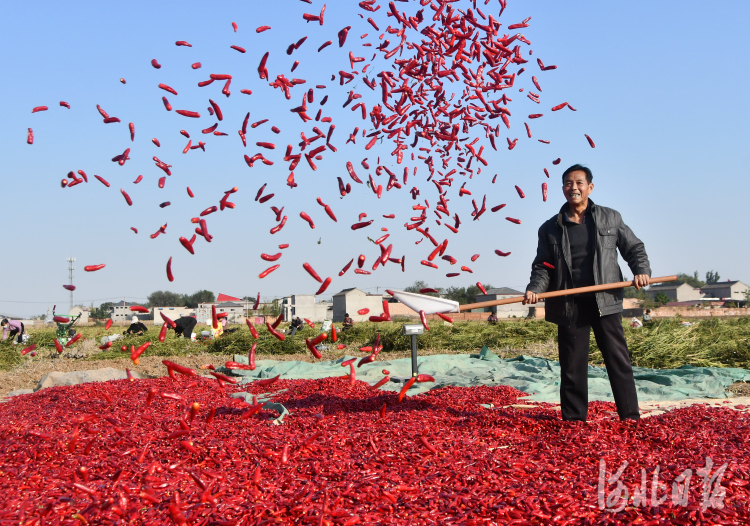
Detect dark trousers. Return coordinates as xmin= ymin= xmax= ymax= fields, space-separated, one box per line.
xmin=289 ymin=326 xmax=299 ymax=337
xmin=557 ymin=297 xmax=639 ymax=421
xmin=9 ymin=323 xmax=24 ymax=343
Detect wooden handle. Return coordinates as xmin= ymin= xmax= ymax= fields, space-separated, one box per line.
xmin=458 ymin=275 xmax=677 ymax=312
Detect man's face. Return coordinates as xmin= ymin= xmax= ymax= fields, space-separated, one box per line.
xmin=562 ymin=170 xmax=594 ymax=207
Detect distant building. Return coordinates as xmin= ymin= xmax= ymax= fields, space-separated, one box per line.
xmin=69 ymin=306 xmax=90 ymax=324
xmin=282 ymin=295 xmax=332 ymax=322
xmin=196 ymin=302 xmax=245 ymax=324
xmin=151 ymin=306 xmax=195 ymax=326
xmin=475 ymin=287 xmax=530 ymax=318
xmin=645 ymin=283 xmax=702 ymax=303
xmin=700 ymin=281 xmax=749 ymax=301
xmin=109 ymin=301 xmax=148 ymax=322
xmin=332 ymin=288 xmax=385 ymax=322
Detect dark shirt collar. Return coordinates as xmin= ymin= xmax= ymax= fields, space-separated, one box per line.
xmin=558 ymin=199 xmax=594 ymax=226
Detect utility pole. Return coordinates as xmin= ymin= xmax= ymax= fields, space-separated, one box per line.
xmin=67 ymin=257 xmax=76 ymax=312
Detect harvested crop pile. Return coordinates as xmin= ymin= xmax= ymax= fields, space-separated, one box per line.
xmin=1 ymin=374 xmax=749 ymax=524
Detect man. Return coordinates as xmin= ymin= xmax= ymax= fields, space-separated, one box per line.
xmin=289 ymin=317 xmax=304 ymax=336
xmin=124 ymin=316 xmax=148 ymax=336
xmin=1 ymin=319 xmax=25 ymax=344
xmin=523 ymin=164 xmax=650 ymax=422
xmin=171 ymin=316 xmax=198 ymax=339
xmin=342 ymin=313 xmax=354 ymax=331
xmin=642 ymin=309 xmax=653 ymax=324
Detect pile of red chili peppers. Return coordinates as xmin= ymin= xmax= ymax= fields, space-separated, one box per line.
xmin=1 ymin=373 xmax=748 ymax=525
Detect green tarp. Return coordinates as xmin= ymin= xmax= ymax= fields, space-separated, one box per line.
xmin=219 ymin=347 xmax=750 ymax=403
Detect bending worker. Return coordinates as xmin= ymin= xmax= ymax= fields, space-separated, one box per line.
xmin=170 ymin=316 xmax=198 ymax=339
xmin=1 ymin=319 xmax=25 ymax=344
xmin=523 ymin=164 xmax=650 ymax=422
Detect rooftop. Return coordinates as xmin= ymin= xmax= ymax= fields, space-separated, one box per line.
xmin=701 ymin=281 xmax=743 ymax=289
xmin=647 ymin=283 xmax=695 ymax=291
xmin=482 ymin=287 xmax=524 ymax=296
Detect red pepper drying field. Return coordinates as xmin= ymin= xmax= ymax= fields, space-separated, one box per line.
xmin=1 ymin=375 xmax=748 ymax=524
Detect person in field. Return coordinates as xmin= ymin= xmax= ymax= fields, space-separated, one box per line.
xmin=170 ymin=316 xmax=198 ymax=339
xmin=523 ymin=164 xmax=650 ymax=422
xmin=124 ymin=316 xmax=148 ymax=335
xmin=1 ymin=319 xmax=25 ymax=344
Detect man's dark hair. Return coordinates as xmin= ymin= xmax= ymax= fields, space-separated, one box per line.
xmin=562 ymin=164 xmax=593 ymax=184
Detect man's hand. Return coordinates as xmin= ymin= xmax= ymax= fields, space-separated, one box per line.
xmin=633 ymin=274 xmax=650 ymax=290
xmin=522 ymin=291 xmax=538 ymax=305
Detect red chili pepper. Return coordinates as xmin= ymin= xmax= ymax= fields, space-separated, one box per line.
xmin=176 ymin=110 xmax=200 ymax=118
xmin=84 ymin=264 xmax=106 ymax=272
xmin=64 ymin=333 xmax=82 ymax=348
xmin=162 ymin=360 xmax=197 ymax=377
xmin=357 ymin=308 xmax=370 ymax=315
xmin=515 ymin=185 xmax=525 ymax=198
xmin=421 ymin=260 xmax=438 ymax=269
xmin=351 ymin=220 xmax=373 ymax=230
xmin=339 ymin=258 xmax=354 ymax=276
xmin=245 ymin=319 xmax=259 ymax=338
xmin=495 ymin=249 xmax=511 ymax=257
xmin=303 ymin=262 xmax=323 ymax=283
xmin=420 ymin=436 xmax=438 ymax=455
xmin=585 ymin=134 xmax=596 ymax=148
xmin=150 ymin=58 xmax=161 ymax=69
xmin=130 ymin=341 xmax=151 ymax=365
xmin=435 ymin=312 xmax=453 ymax=324
xmin=398 ymin=377 xmax=416 ymax=403
xmin=552 ymin=102 xmax=568 ymax=111
xmin=105 ymin=319 xmax=113 ymax=330
xmin=542 ymin=182 xmax=548 ymax=202
xmin=315 ymin=277 xmax=332 ymax=295
xmin=299 ymin=211 xmax=315 ymax=229
xmin=120 ymin=189 xmax=132 ymax=206
xmin=505 ymin=217 xmax=522 ymax=224
xmin=270 ymin=216 xmax=287 ymax=234
xmin=255 ymin=374 xmax=281 ymax=386
xmin=543 ymin=262 xmax=556 ymax=269
xmin=552 ymin=158 xmax=561 ymax=165
xmin=418 ymin=310 xmax=432 ymax=331
xmin=266 ymin=322 xmax=285 ymax=341
xmin=175 ymin=40 xmax=192 ymax=47
xmin=345 ymin=161 xmax=363 ymax=183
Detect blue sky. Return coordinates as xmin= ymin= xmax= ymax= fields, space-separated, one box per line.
xmin=1 ymin=1 xmax=748 ymax=317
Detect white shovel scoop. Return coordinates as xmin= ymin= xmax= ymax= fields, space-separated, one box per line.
xmin=389 ymin=275 xmax=677 ymax=315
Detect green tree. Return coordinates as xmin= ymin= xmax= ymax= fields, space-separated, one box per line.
xmin=705 ymin=270 xmax=721 ymax=284
xmin=654 ymin=292 xmax=671 ymax=306
xmin=404 ymin=281 xmax=435 ymax=294
xmin=147 ymin=290 xmax=184 ymax=307
xmin=675 ymin=271 xmax=705 ymax=288
xmin=184 ymin=290 xmax=216 ymax=308
xmin=93 ymin=301 xmax=115 ymax=320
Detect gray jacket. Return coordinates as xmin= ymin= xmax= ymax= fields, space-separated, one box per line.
xmin=526 ymin=199 xmax=651 ymax=325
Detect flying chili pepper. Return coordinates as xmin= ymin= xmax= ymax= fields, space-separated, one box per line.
xmin=303 ymin=262 xmax=323 ymax=283
xmin=398 ymin=377 xmax=416 ymax=403
xmin=358 ymin=308 xmax=370 ymax=315
xmin=176 ymin=110 xmax=200 ymax=118
xmin=259 ymin=265 xmax=280 ymax=279
xmin=84 ymin=264 xmax=106 ymax=272
xmin=315 ymin=277 xmax=332 ymax=295
xmin=543 ymin=262 xmax=556 ymax=269
xmin=339 ymin=258 xmax=354 ymax=276
xmin=300 ymin=211 xmax=315 ymax=229
xmin=585 ymin=134 xmax=596 ymax=148
xmin=542 ymin=182 xmax=548 ymax=202
xmin=151 ymin=59 xmax=161 ymax=68
xmin=175 ymin=41 xmax=192 ymax=47
xmin=506 ymin=217 xmax=521 ymax=224
xmin=130 ymin=341 xmax=151 ymax=365
xmin=27 ymin=128 xmax=33 ymax=144
xmin=515 ymin=185 xmax=525 ymax=198
xmin=166 ymin=257 xmax=174 ymax=282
